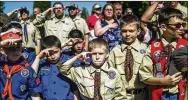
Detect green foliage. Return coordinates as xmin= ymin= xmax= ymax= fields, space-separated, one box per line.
xmin=0 ymin=1 xmax=5 ymax=13
xmin=81 ymin=7 xmax=89 ymax=20
xmin=33 ymin=1 xmax=51 ymax=12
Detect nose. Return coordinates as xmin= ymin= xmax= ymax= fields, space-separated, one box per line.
xmin=96 ymin=53 xmax=99 ymax=59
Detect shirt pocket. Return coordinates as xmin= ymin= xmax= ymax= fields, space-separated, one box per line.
xmin=40 ymin=70 xmax=50 ymax=87
xmin=80 ymin=77 xmax=94 ymax=95
xmin=104 ymin=82 xmax=115 ymax=99
xmin=134 ymin=57 xmax=142 ymax=74
xmin=48 ymin=26 xmax=57 ymax=34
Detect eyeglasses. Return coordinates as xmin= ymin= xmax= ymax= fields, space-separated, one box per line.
xmin=95 ymin=8 xmax=101 ymax=11
xmin=105 ymin=9 xmax=113 ymax=12
xmin=167 ymin=23 xmax=186 ymax=29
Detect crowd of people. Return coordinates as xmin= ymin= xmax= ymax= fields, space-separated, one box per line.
xmin=0 ymin=1 xmax=188 ymax=100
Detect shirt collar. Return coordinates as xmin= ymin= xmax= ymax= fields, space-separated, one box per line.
xmin=20 ymin=19 xmax=31 ymax=24
xmin=121 ymin=39 xmax=140 ymax=52
xmin=54 ymin=15 xmax=66 ymax=23
xmin=161 ymin=38 xmax=177 ymax=48
xmin=90 ymin=62 xmax=109 ymax=74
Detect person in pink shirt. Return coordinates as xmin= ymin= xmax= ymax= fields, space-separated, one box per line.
xmin=86 ymin=4 xmax=102 ymax=40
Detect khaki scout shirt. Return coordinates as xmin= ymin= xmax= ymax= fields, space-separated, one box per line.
xmin=69 ymin=16 xmax=90 ymax=35
xmin=34 ymin=11 xmax=75 ymax=44
xmin=139 ymin=38 xmax=179 ymax=93
xmin=108 ymin=39 xmax=148 ymax=90
xmin=20 ymin=20 xmax=41 ymax=48
xmin=60 ymin=62 xmax=127 ymax=100
xmin=175 ymin=3 xmax=187 ymax=18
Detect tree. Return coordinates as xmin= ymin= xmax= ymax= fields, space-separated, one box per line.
xmin=81 ymin=7 xmax=89 ymax=20
xmin=33 ymin=1 xmax=51 ymax=13
xmin=0 ymin=1 xmax=5 ymax=13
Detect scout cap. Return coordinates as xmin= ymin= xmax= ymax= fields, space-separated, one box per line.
xmin=68 ymin=4 xmax=78 ymax=9
xmin=168 ymin=46 xmax=188 ymax=75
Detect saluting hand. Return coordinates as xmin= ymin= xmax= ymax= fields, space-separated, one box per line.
xmin=0 ymin=38 xmax=22 ymax=47
xmin=37 ymin=48 xmax=54 ymax=59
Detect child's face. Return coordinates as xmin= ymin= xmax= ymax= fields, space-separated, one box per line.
xmin=3 ymin=42 xmax=22 ymax=61
xmin=121 ymin=22 xmax=139 ymax=44
xmin=91 ymin=47 xmax=107 ymax=68
xmin=46 ymin=46 xmax=61 ymax=63
xmin=72 ymin=38 xmax=84 ymax=54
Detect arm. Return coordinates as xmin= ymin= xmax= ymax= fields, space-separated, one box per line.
xmin=84 ymin=34 xmax=89 ymax=51
xmin=32 ymin=7 xmax=54 ymax=25
xmin=7 ymin=8 xmax=20 ymax=17
xmin=34 ymin=26 xmax=41 ymax=55
xmin=94 ymin=20 xmax=118 ymax=37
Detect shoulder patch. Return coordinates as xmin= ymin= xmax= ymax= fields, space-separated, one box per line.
xmin=108 ymin=70 xmax=116 ymax=80
xmin=21 ymin=69 xmax=29 ymax=77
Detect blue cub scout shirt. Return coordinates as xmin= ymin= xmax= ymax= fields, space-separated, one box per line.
xmin=0 ymin=55 xmax=38 ymax=100
xmin=33 ymin=59 xmax=76 ymax=100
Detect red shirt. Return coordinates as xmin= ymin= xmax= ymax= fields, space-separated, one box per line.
xmin=86 ymin=14 xmax=101 ymax=30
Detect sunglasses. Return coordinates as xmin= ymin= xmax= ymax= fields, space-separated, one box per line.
xmin=68 ymin=7 xmax=77 ymax=11
xmin=167 ymin=23 xmax=186 ymax=29
xmin=95 ymin=8 xmax=101 ymax=11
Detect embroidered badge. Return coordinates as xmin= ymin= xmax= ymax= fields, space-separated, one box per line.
xmin=22 ymin=53 xmax=28 ymax=59
xmin=179 ymin=45 xmax=184 ymax=48
xmin=108 ymin=70 xmax=116 ymax=80
xmin=153 ymin=50 xmax=161 ymax=62
xmin=108 ymin=88 xmax=115 ymax=94
xmin=156 ymin=63 xmax=162 ymax=72
xmin=20 ymin=85 xmax=26 ymax=92
xmin=140 ymin=49 xmax=146 ymax=54
xmin=156 ymin=72 xmax=164 ymax=78
xmin=154 ymin=42 xmax=160 ymax=47
xmin=21 ymin=69 xmax=29 ymax=77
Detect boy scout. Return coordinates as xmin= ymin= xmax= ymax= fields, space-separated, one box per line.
xmin=61 ymin=29 xmax=91 ymax=67
xmin=33 ymin=2 xmax=75 ymax=44
xmin=139 ymin=8 xmax=187 ymax=100
xmin=59 ymin=38 xmax=126 ymax=100
xmin=0 ymin=22 xmax=38 ymax=100
xmin=108 ymin=15 xmax=148 ymax=100
xmin=31 ymin=35 xmax=80 ymax=100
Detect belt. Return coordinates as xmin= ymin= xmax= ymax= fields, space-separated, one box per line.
xmin=126 ymin=87 xmax=146 ymax=95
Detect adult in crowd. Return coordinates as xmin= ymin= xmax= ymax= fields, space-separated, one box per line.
xmin=141 ymin=1 xmax=164 ymax=43
xmin=124 ymin=8 xmax=134 ymax=15
xmin=113 ymin=2 xmax=123 ymax=20
xmin=34 ymin=2 xmax=75 ymax=44
xmin=67 ymin=4 xmax=90 ymax=51
xmin=94 ymin=3 xmax=121 ymax=51
xmin=86 ymin=4 xmax=102 ymax=41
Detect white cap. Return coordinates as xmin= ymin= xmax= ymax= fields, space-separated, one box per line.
xmin=93 ymin=4 xmax=101 ymax=9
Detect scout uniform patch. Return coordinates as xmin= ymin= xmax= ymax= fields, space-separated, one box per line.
xmin=22 ymin=53 xmax=28 ymax=59
xmin=108 ymin=70 xmax=116 ymax=80
xmin=154 ymin=42 xmax=160 ymax=47
xmin=140 ymin=49 xmax=146 ymax=54
xmin=156 ymin=72 xmax=164 ymax=78
xmin=153 ymin=50 xmax=161 ymax=62
xmin=155 ymin=63 xmax=162 ymax=72
xmin=20 ymin=85 xmax=26 ymax=92
xmin=21 ymin=69 xmax=29 ymax=77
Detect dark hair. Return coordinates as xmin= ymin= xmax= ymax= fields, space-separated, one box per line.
xmin=68 ymin=29 xmax=83 ymax=39
xmin=42 ymin=35 xmax=61 ymax=49
xmin=158 ymin=7 xmax=183 ymax=24
xmin=1 ymin=21 xmax=22 ymax=32
xmin=89 ymin=38 xmax=108 ymax=53
xmin=53 ymin=2 xmax=63 ymax=7
xmin=101 ymin=3 xmax=117 ymax=20
xmin=119 ymin=14 xmax=140 ymax=29
xmin=20 ymin=7 xmax=29 ymax=15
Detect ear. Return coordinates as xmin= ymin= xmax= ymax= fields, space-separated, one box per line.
xmin=137 ymin=28 xmax=141 ymax=35
xmin=160 ymin=24 xmax=166 ymax=31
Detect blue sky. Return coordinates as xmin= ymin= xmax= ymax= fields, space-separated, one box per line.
xmin=4 ymin=1 xmax=106 ymax=15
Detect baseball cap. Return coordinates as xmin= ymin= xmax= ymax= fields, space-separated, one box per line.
xmin=168 ymin=46 xmax=188 ymax=75
xmin=20 ymin=7 xmax=29 ymax=15
xmin=68 ymin=4 xmax=78 ymax=9
xmin=93 ymin=4 xmax=101 ymax=9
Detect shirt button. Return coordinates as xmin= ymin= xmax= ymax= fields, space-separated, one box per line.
xmin=54 ymin=92 xmax=56 ymax=95
xmin=53 ymin=81 xmax=56 ymax=84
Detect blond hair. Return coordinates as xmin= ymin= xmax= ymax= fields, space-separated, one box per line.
xmin=89 ymin=38 xmax=108 ymax=53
